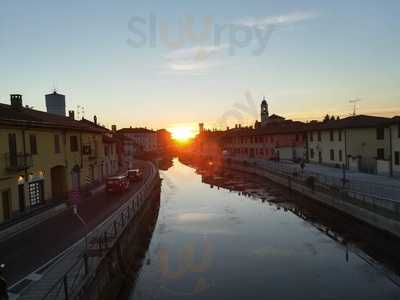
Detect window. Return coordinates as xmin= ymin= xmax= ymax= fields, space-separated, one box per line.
xmin=318 ymin=132 xmax=321 ymax=142
xmin=54 ymin=134 xmax=60 ymax=153
xmin=310 ymin=148 xmax=314 ymax=159
xmin=295 ymin=134 xmax=299 ymax=142
xmin=310 ymin=132 xmax=314 ymax=142
xmin=398 ymin=124 xmax=400 ymax=138
xmin=30 ymin=134 xmax=37 ymax=154
xmin=377 ymin=148 xmax=385 ymax=160
xmin=70 ymin=136 xmax=79 ymax=152
xmin=330 ymin=149 xmax=335 ymax=161
xmin=330 ymin=130 xmax=334 ymax=141
xmin=376 ymin=128 xmax=385 ymax=140
xmin=395 ymin=151 xmax=400 ymax=165
xmin=338 ymin=130 xmax=342 ymax=141
xmin=339 ymin=150 xmax=343 ymax=162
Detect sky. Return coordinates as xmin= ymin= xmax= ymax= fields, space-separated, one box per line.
xmin=1 ymin=0 xmax=399 ymax=132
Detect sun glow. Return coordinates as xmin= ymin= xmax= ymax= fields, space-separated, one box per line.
xmin=169 ymin=126 xmax=196 ymax=142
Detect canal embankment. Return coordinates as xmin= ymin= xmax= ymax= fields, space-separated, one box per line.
xmin=14 ymin=160 xmax=160 ymax=300
xmin=223 ymin=158 xmax=400 ymax=239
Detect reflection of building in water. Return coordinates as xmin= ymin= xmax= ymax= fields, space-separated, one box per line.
xmin=157 ymin=156 xmax=174 ymax=171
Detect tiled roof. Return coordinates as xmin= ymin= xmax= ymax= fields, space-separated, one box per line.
xmin=225 ymin=121 xmax=307 ymax=137
xmin=0 ymin=103 xmax=107 ymax=133
xmin=307 ymin=115 xmax=392 ymax=131
xmin=118 ymin=127 xmax=155 ymax=134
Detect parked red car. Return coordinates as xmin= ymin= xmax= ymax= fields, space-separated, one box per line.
xmin=106 ymin=175 xmax=129 ymax=193
xmin=127 ymin=169 xmax=143 ymax=182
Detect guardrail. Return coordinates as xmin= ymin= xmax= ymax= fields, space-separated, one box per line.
xmin=18 ymin=161 xmax=159 ymax=300
xmin=225 ymin=158 xmax=400 ymax=222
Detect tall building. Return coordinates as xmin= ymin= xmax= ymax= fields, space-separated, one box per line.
xmin=261 ymin=97 xmax=269 ymax=124
xmin=199 ymin=123 xmax=204 ymax=134
xmin=45 ymin=91 xmax=66 ymax=116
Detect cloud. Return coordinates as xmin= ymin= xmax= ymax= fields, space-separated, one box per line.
xmin=238 ymin=11 xmax=318 ymax=29
xmin=164 ymin=44 xmax=228 ymax=61
xmin=161 ymin=44 xmax=228 ymax=75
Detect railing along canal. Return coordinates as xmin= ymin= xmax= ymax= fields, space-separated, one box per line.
xmin=38 ymin=162 xmax=160 ymax=300
xmin=225 ymin=158 xmax=400 ymax=222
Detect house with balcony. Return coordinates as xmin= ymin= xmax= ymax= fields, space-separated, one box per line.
xmin=0 ymin=94 xmax=107 ymax=224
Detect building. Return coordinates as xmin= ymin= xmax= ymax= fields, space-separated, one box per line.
xmin=45 ymin=91 xmax=66 ymax=116
xmin=306 ymin=115 xmax=392 ymax=174
xmin=114 ymin=132 xmax=140 ymax=170
xmin=391 ymin=116 xmax=400 ymax=177
xmin=224 ymin=99 xmax=306 ymax=161
xmin=156 ymin=129 xmax=173 ymax=153
xmin=118 ymin=127 xmax=158 ymax=153
xmin=0 ymin=94 xmax=107 ymax=224
xmin=80 ymin=117 xmax=120 ymax=178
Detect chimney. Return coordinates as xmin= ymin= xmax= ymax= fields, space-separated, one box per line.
xmin=239 ymin=124 xmax=242 ymax=128
xmin=10 ymin=94 xmax=23 ymax=111
xmin=68 ymin=110 xmax=75 ymax=120
xmin=111 ymin=125 xmax=117 ymax=132
xmin=93 ymin=115 xmax=97 ymax=125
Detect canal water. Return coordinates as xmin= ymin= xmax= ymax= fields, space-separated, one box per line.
xmin=126 ymin=158 xmax=400 ymax=300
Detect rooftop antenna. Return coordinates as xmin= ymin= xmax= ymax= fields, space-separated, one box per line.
xmin=52 ymin=82 xmax=58 ymax=94
xmin=349 ymin=99 xmax=362 ymax=116
xmin=76 ymin=105 xmax=85 ymax=120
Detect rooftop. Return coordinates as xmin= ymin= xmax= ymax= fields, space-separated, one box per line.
xmin=0 ymin=102 xmax=107 ymax=133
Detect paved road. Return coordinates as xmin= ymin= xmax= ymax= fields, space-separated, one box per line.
xmin=0 ymin=161 xmax=151 ymax=286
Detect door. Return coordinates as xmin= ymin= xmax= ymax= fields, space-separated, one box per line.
xmin=18 ymin=184 xmax=25 ymax=212
xmin=29 ymin=181 xmax=44 ymax=206
xmin=51 ymin=166 xmax=67 ymax=200
xmin=2 ymin=190 xmax=11 ymax=220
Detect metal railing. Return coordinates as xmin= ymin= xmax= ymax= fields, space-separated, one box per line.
xmin=38 ymin=163 xmax=159 ymax=300
xmin=225 ymin=157 xmax=400 ymax=222
xmin=4 ymin=152 xmax=33 ymax=171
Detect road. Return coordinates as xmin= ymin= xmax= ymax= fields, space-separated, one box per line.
xmin=0 ymin=161 xmax=151 ymax=286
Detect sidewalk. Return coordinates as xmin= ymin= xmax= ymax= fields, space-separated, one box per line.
xmin=230 ymin=157 xmax=400 ymax=201
xmin=1 ymin=161 xmax=151 ymax=297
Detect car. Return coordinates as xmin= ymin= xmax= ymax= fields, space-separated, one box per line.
xmin=106 ymin=175 xmax=129 ymax=192
xmin=127 ymin=169 xmax=143 ymax=182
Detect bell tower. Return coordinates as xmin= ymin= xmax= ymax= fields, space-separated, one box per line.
xmin=261 ymin=97 xmax=269 ymax=123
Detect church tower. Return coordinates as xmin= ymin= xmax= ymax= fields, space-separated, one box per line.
xmin=261 ymin=97 xmax=269 ymax=124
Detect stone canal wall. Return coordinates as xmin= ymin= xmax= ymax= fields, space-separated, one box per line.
xmin=226 ymin=161 xmax=400 ymax=239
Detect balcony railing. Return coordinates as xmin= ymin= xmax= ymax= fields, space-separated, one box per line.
xmin=4 ymin=153 xmax=33 ymax=172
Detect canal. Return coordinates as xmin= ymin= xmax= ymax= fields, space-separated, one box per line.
xmin=125 ymin=158 xmax=400 ymax=300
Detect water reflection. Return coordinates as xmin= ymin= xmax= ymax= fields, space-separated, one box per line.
xmin=126 ymin=158 xmax=400 ymax=300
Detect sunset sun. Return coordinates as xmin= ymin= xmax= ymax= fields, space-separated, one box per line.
xmin=170 ymin=126 xmax=196 ymax=142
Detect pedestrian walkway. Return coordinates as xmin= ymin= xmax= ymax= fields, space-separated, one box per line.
xmin=231 ymin=157 xmax=400 ymax=201
xmin=2 ymin=161 xmax=152 ymax=299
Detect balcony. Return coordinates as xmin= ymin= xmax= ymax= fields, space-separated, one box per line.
xmin=4 ymin=153 xmax=33 ymax=172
